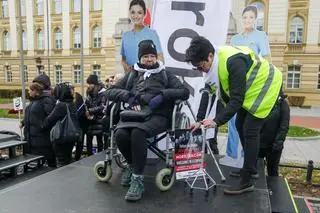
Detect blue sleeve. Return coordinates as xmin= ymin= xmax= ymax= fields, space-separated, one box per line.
xmin=259 ymin=32 xmax=271 ymax=57
xmin=152 ymin=30 xmax=163 ymax=53
xmin=120 ymin=34 xmax=125 ymax=57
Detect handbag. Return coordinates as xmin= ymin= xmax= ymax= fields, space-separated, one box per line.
xmin=50 ymin=105 xmax=82 ymax=144
xmin=120 ymin=109 xmax=151 ymax=122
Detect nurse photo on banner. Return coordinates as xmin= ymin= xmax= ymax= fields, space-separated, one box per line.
xmin=220 ymin=4 xmax=271 ymax=168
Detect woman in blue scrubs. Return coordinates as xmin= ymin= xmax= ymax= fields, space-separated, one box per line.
xmin=121 ymin=0 xmax=163 ymax=72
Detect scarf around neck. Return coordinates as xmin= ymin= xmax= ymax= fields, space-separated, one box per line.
xmin=134 ymin=60 xmax=165 ymax=80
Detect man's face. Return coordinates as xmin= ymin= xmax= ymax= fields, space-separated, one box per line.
xmin=140 ymin=54 xmax=157 ymax=66
xmin=194 ymin=52 xmax=214 ymax=73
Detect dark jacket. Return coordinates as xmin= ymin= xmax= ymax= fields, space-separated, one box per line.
xmin=23 ymin=93 xmax=55 ymax=147
xmin=260 ymin=98 xmax=290 ymax=149
xmin=86 ymin=87 xmax=108 ymax=135
xmin=42 ymin=101 xmax=78 ymax=134
xmin=106 ymin=67 xmax=189 ymax=136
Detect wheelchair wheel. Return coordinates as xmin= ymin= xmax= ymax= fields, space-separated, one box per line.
xmin=114 ymin=153 xmax=128 ymax=169
xmin=93 ymin=161 xmax=112 ymax=182
xmin=155 ymin=168 xmax=175 ymax=191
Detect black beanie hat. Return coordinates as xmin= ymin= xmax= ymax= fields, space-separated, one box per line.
xmin=32 ymin=73 xmax=51 ymax=90
xmin=86 ymin=74 xmax=98 ymax=85
xmin=138 ymin=40 xmax=157 ymax=60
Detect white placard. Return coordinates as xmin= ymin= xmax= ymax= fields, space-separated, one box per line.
xmin=13 ymin=97 xmax=23 ymax=111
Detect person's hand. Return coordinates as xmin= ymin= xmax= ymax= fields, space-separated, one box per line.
xmin=201 ymin=119 xmax=216 ymax=129
xmin=124 ymin=63 xmax=133 ymax=72
xmin=148 ymin=94 xmax=163 ymax=110
xmin=190 ymin=122 xmax=201 ymax=133
xmin=272 ymin=141 xmax=284 ymax=152
xmin=132 ymin=105 xmax=141 ymax=111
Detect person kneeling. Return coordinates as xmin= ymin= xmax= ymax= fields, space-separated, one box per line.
xmin=106 ymin=40 xmax=189 ymax=201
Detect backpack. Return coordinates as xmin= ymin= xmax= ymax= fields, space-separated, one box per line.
xmin=125 ymin=70 xmax=168 ymax=90
xmin=50 ymin=104 xmax=82 ymax=144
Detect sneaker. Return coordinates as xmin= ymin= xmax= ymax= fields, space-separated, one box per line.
xmin=125 ymin=174 xmax=144 ymax=201
xmin=229 ymin=170 xmax=259 ymax=179
xmin=224 ymin=182 xmax=254 ymax=195
xmin=121 ymin=166 xmax=133 ymax=187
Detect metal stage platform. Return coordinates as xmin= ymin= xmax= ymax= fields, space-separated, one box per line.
xmin=0 ymin=153 xmax=271 ymax=213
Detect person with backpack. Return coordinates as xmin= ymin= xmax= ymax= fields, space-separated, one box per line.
xmin=106 ymin=39 xmax=189 ymax=201
xmin=42 ymin=83 xmax=81 ymax=167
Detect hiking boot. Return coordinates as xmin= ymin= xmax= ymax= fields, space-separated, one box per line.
xmin=121 ymin=166 xmax=133 ymax=187
xmin=229 ymin=170 xmax=259 ymax=179
xmin=125 ymin=174 xmax=144 ymax=201
xmin=224 ymin=182 xmax=254 ymax=195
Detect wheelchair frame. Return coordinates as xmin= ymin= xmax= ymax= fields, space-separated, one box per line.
xmin=93 ymin=100 xmax=193 ymax=191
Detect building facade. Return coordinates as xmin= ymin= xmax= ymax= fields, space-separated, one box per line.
xmin=229 ymin=0 xmax=320 ymax=107
xmin=0 ymin=0 xmax=130 ymax=91
xmin=1 ymin=0 xmax=320 ymax=107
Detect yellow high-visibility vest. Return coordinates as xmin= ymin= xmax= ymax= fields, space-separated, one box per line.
xmin=218 ymin=46 xmax=282 ymax=118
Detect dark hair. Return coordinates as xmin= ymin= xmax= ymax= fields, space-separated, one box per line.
xmin=53 ymin=83 xmax=73 ymax=101
xmin=129 ymin=0 xmax=146 ymax=14
xmin=185 ymin=36 xmax=215 ymax=66
xmin=242 ymin=5 xmax=258 ymax=18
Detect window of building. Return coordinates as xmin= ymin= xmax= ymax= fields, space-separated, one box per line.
xmin=289 ymin=17 xmax=304 ymax=44
xmin=250 ymin=2 xmax=265 ymax=31
xmin=73 ymin=0 xmax=80 ymax=12
xmin=92 ymin=65 xmax=101 ymax=80
xmin=54 ymin=0 xmax=62 ymax=14
xmin=55 ymin=65 xmax=62 ymax=83
xmin=37 ymin=30 xmax=44 ymax=49
xmin=93 ymin=26 xmax=101 ymax=48
xmin=20 ymin=0 xmax=26 ymax=16
xmin=74 ymin=65 xmax=81 ymax=84
xmin=55 ymin=28 xmax=62 ymax=49
xmin=24 ymin=65 xmax=28 ymax=82
xmin=318 ymin=66 xmax=320 ymax=90
xmin=2 ymin=0 xmax=9 ymax=18
xmin=22 ymin=30 xmax=27 ymax=50
xmin=73 ymin=27 xmax=81 ymax=48
xmin=5 ymin=66 xmax=12 ymax=83
xmin=93 ymin=0 xmax=102 ymax=11
xmin=35 ymin=0 xmax=44 ymax=16
xmin=3 ymin=31 xmax=10 ymax=51
xmin=37 ymin=65 xmax=44 ymax=74
xmin=287 ymin=65 xmax=301 ymax=89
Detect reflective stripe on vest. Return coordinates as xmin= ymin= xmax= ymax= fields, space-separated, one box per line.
xmin=218 ymin=46 xmax=282 ymax=118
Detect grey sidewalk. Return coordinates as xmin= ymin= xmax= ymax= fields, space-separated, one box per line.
xmin=1 ymin=118 xmax=320 ymax=164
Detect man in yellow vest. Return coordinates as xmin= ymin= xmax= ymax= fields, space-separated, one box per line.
xmin=186 ymin=36 xmax=282 ymax=195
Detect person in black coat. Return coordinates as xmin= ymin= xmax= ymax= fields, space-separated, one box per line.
xmin=259 ymin=94 xmax=290 ymax=176
xmin=23 ymin=82 xmax=56 ymax=167
xmin=42 ymin=83 xmax=80 ymax=166
xmin=106 ymin=40 xmax=189 ymax=201
xmin=85 ymin=75 xmax=107 ymax=155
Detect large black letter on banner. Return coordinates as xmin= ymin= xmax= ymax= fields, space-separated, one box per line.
xmin=171 ymin=2 xmax=205 ymax=26
xmin=167 ymin=29 xmax=198 ymax=62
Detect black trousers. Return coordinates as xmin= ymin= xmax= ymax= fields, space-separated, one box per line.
xmin=53 ymin=141 xmax=75 ymax=167
xmin=259 ymin=148 xmax=282 ymax=176
xmin=86 ymin=134 xmax=103 ymax=155
xmin=235 ymin=108 xmax=265 ymax=183
xmin=115 ymin=128 xmax=148 ymax=175
xmin=74 ymin=133 xmax=85 ymax=161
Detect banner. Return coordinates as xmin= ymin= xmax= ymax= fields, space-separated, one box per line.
xmin=152 ymin=0 xmax=231 ymax=116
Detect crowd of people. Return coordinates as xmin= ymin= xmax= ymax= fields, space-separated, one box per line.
xmin=19 ymin=0 xmax=290 ymax=202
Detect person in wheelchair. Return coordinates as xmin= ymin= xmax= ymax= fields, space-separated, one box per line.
xmin=106 ymin=39 xmax=189 ymax=201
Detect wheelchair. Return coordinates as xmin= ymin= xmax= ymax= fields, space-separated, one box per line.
xmin=93 ymin=100 xmax=193 ymax=191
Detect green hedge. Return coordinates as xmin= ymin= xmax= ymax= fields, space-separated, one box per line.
xmin=0 ymin=89 xmax=30 ymax=99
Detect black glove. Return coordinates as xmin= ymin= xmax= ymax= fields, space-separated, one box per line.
xmin=148 ymin=94 xmax=163 ymax=110
xmin=272 ymin=141 xmax=284 ymax=152
xmin=125 ymin=93 xmax=140 ymax=108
